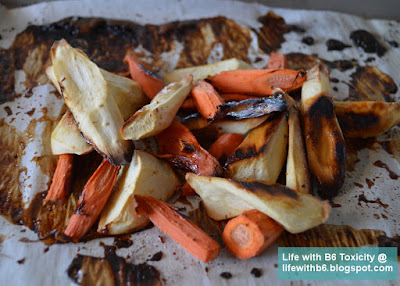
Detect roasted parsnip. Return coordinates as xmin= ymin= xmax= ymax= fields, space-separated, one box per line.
xmin=98 ymin=150 xmax=179 ymax=234
xmin=51 ymin=40 xmax=133 ymax=165
xmin=225 ymin=113 xmax=288 ymax=182
xmin=186 ymin=174 xmax=331 ymax=234
xmin=49 ymin=66 xmax=147 ymax=156
xmin=121 ymin=75 xmax=193 ymax=140
xmin=301 ymin=65 xmax=346 ymax=199
xmin=286 ymin=99 xmax=311 ymax=194
xmin=334 ymin=101 xmax=400 ymax=138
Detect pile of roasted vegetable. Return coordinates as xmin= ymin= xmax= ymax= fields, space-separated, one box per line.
xmin=46 ymin=39 xmax=400 ymax=262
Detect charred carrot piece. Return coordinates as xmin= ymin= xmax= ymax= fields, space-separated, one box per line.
xmin=191 ymin=80 xmax=225 ymax=121
xmin=222 ymin=210 xmax=283 ymax=260
xmin=124 ymin=54 xmax=165 ymax=99
xmin=210 ymin=69 xmax=306 ymax=96
xmin=43 ymin=154 xmax=74 ymax=204
xmin=64 ymin=159 xmax=120 ymax=241
xmin=155 ymin=119 xmax=222 ymax=177
xmin=208 ymin=133 xmax=244 ymax=163
xmin=267 ymin=52 xmax=288 ymax=69
xmin=135 ymin=195 xmax=221 ymax=262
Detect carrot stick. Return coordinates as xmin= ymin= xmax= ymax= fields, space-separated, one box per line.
xmin=180 ymin=97 xmax=196 ymax=111
xmin=124 ymin=54 xmax=165 ymax=99
xmin=134 ymin=195 xmax=221 ymax=262
xmin=155 ymin=119 xmax=222 ymax=177
xmin=191 ymin=80 xmax=225 ymax=121
xmin=64 ymin=159 xmax=120 ymax=241
xmin=208 ymin=133 xmax=244 ymax=162
xmin=43 ymin=154 xmax=74 ymax=204
xmin=222 ymin=210 xmax=284 ymax=260
xmin=267 ymin=52 xmax=288 ymax=69
xmin=209 ymin=69 xmax=306 ymax=96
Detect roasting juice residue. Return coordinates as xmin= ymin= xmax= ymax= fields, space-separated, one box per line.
xmin=67 ymin=244 xmax=162 ymax=286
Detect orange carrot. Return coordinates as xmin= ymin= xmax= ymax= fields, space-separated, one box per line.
xmin=43 ymin=154 xmax=74 ymax=204
xmin=64 ymin=159 xmax=120 ymax=241
xmin=267 ymin=52 xmax=288 ymax=69
xmin=181 ymin=182 xmax=196 ymax=196
xmin=134 ymin=195 xmax=221 ymax=262
xmin=155 ymin=119 xmax=222 ymax=177
xmin=191 ymin=80 xmax=225 ymax=121
xmin=181 ymin=97 xmax=196 ymax=111
xmin=210 ymin=69 xmax=306 ymax=96
xmin=124 ymin=54 xmax=164 ymax=99
xmin=208 ymin=133 xmax=244 ymax=162
xmin=222 ymin=210 xmax=284 ymax=260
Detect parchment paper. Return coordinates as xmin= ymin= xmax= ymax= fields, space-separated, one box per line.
xmin=0 ymin=0 xmax=399 ymax=285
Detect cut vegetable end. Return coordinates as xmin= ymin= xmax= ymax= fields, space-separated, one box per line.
xmin=222 ymin=210 xmax=284 ymax=260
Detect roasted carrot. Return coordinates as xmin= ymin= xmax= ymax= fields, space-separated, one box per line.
xmin=134 ymin=195 xmax=221 ymax=262
xmin=181 ymin=182 xmax=196 ymax=196
xmin=208 ymin=133 xmax=244 ymax=163
xmin=209 ymin=69 xmax=306 ymax=96
xmin=124 ymin=54 xmax=164 ymax=99
xmin=191 ymin=80 xmax=225 ymax=121
xmin=180 ymin=97 xmax=196 ymax=111
xmin=64 ymin=159 xmax=120 ymax=241
xmin=155 ymin=119 xmax=222 ymax=177
xmin=43 ymin=154 xmax=74 ymax=204
xmin=222 ymin=210 xmax=283 ymax=260
xmin=267 ymin=52 xmax=288 ymax=69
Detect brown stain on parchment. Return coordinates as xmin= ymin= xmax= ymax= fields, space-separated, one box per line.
xmin=67 ymin=245 xmax=161 ymax=286
xmin=278 ymin=224 xmax=387 ymax=247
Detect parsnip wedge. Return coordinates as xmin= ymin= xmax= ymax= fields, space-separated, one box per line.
xmin=122 ymin=75 xmax=193 ymax=140
xmin=51 ymin=39 xmax=133 ymax=165
xmin=51 ymin=110 xmax=93 ymax=155
xmin=49 ymin=66 xmax=147 ymax=156
xmin=163 ymin=58 xmax=253 ymax=84
xmin=286 ymin=102 xmax=311 ymax=194
xmin=225 ymin=113 xmax=288 ymax=182
xmin=186 ymin=174 xmax=331 ymax=233
xmin=301 ymin=65 xmax=346 ymax=199
xmin=334 ymin=101 xmax=400 ymax=138
xmin=98 ymin=150 xmax=179 ymax=234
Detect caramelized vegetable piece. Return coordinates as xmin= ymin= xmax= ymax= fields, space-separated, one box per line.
xmin=267 ymin=52 xmax=288 ymax=69
xmin=48 ymin=66 xmax=147 ymax=156
xmin=224 ymin=97 xmax=287 ymax=120
xmin=51 ymin=40 xmax=133 ymax=165
xmin=64 ymin=159 xmax=120 ymax=241
xmin=286 ymin=99 xmax=311 ymax=194
xmin=334 ymin=101 xmax=400 ymax=138
xmin=225 ymin=113 xmax=288 ymax=182
xmin=124 ymin=54 xmax=164 ymax=99
xmin=186 ymin=173 xmax=331 ymax=233
xmin=222 ymin=210 xmax=284 ymax=260
xmin=210 ymin=69 xmax=306 ymax=96
xmin=134 ymin=195 xmax=221 ymax=262
xmin=43 ymin=154 xmax=74 ymax=204
xmin=191 ymin=80 xmax=225 ymax=121
xmin=301 ymin=65 xmax=346 ymax=199
xmin=155 ymin=120 xmax=222 ymax=177
xmin=121 ymin=75 xmax=192 ymax=140
xmin=98 ymin=150 xmax=179 ymax=235
xmin=208 ymin=133 xmax=244 ymax=163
